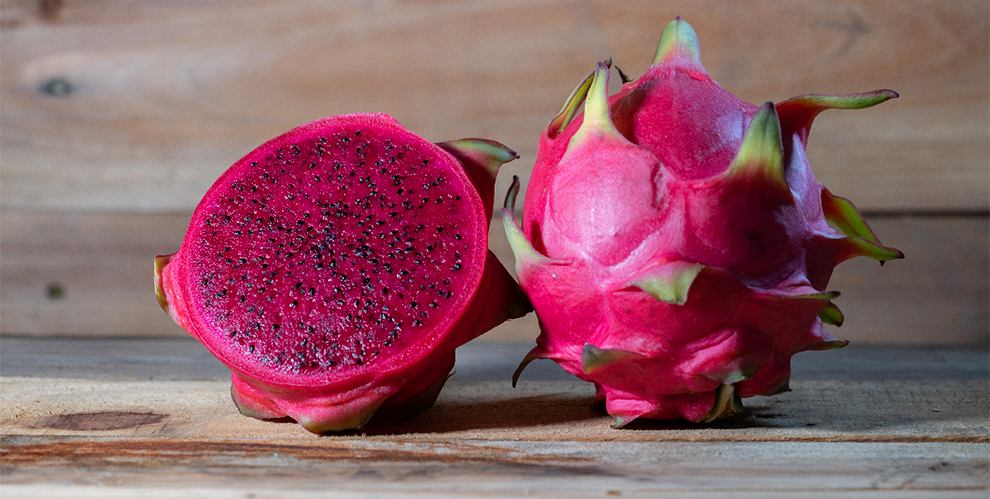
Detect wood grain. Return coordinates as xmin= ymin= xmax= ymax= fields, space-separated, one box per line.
xmin=1 ymin=375 xmax=988 ymax=497
xmin=0 ymin=342 xmax=986 ymax=497
xmin=2 ymin=440 xmax=985 ymax=498
xmin=5 ymin=376 xmax=986 ymax=442
xmin=1 ymin=210 xmax=987 ymax=344
xmin=1 ymin=0 xmax=986 ymax=212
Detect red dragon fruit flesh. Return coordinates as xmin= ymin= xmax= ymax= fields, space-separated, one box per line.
xmin=156 ymin=113 xmax=530 ymax=433
xmin=503 ymin=17 xmax=903 ymax=427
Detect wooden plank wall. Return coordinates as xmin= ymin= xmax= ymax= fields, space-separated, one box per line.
xmin=1 ymin=0 xmax=987 ymax=344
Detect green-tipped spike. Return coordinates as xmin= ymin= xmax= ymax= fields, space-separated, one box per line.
xmin=437 ymin=139 xmax=517 ymax=222
xmin=778 ymin=90 xmax=899 ymax=112
xmin=818 ymin=301 xmax=845 ymax=326
xmin=776 ymin=90 xmax=898 ymax=147
xmin=628 ymin=261 xmax=705 ymax=305
xmin=568 ymin=62 xmax=622 ymax=147
xmin=841 ymin=236 xmax=905 ymax=263
xmin=548 ymin=71 xmax=595 ymax=138
xmin=790 ymin=290 xmax=841 ymax=301
xmin=611 ymin=415 xmax=633 ymax=429
xmin=581 ymin=344 xmax=645 ymax=375
xmin=437 ymin=139 xmax=518 ymax=181
xmin=653 ymin=16 xmax=703 ymax=68
xmin=821 ymin=188 xmax=880 ymax=243
xmin=725 ymin=102 xmax=789 ymax=195
xmin=700 ymin=384 xmax=741 ymax=424
xmin=820 ymin=339 xmax=850 ymax=350
xmin=154 ymin=254 xmax=173 ymax=314
xmin=500 ymin=206 xmax=553 ymax=277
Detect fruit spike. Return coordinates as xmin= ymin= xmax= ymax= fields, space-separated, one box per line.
xmin=156 ymin=113 xmax=530 ymax=433
xmin=627 ymin=261 xmax=705 ymax=306
xmin=549 ymin=70 xmax=596 ymax=138
xmin=570 ymin=62 xmax=621 ymax=143
xmin=653 ymin=16 xmax=702 ymax=67
xmin=777 ymin=90 xmax=899 ymax=147
xmin=723 ymin=102 xmax=790 ymax=198
xmin=510 ymin=16 xmax=903 ymax=427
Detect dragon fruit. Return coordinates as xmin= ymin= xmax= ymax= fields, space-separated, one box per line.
xmin=503 ymin=17 xmax=903 ymax=426
xmin=156 ymin=113 xmax=530 ymax=433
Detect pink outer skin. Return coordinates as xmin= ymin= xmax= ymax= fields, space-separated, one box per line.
xmin=157 ymin=113 xmax=528 ymax=433
xmin=512 ymin=19 xmax=901 ymax=425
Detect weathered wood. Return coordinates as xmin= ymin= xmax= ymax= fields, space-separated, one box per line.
xmin=1 ymin=440 xmax=985 ymax=498
xmin=1 ymin=0 xmax=986 ymax=212
xmin=0 ymin=343 xmax=986 ymax=497
xmin=1 ymin=340 xmax=987 ymax=441
xmin=0 ymin=376 xmax=987 ymax=440
xmin=1 ymin=376 xmax=987 ymax=497
xmin=2 ymin=210 xmax=986 ymax=344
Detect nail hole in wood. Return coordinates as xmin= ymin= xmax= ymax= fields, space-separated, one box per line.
xmin=46 ymin=282 xmax=65 ymax=299
xmin=40 ymin=78 xmax=72 ymax=97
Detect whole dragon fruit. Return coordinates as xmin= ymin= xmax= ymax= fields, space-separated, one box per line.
xmin=156 ymin=113 xmax=530 ymax=433
xmin=503 ymin=17 xmax=903 ymax=426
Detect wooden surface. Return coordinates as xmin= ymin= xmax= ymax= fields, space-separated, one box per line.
xmin=1 ymin=338 xmax=988 ymax=498
xmin=1 ymin=0 xmax=987 ymax=344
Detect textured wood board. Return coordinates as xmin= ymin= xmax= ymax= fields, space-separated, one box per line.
xmin=2 ymin=210 xmax=986 ymax=344
xmin=1 ymin=0 xmax=987 ymax=212
xmin=1 ymin=440 xmax=986 ymax=498
xmin=1 ymin=377 xmax=988 ymax=498
xmin=1 ymin=342 xmax=987 ymax=498
xmin=1 ymin=377 xmax=988 ymax=442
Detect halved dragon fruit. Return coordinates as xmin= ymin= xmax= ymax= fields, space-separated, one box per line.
xmin=503 ymin=17 xmax=903 ymax=426
xmin=156 ymin=113 xmax=530 ymax=433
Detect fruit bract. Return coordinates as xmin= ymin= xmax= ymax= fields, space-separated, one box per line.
xmin=156 ymin=113 xmax=530 ymax=433
xmin=503 ymin=17 xmax=903 ymax=427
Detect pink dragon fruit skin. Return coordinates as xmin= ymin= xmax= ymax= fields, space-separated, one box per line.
xmin=503 ymin=17 xmax=903 ymax=426
xmin=156 ymin=113 xmax=530 ymax=433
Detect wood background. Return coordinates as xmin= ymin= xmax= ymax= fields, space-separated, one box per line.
xmin=1 ymin=0 xmax=988 ymax=344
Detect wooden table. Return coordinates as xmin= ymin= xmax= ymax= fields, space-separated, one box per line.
xmin=1 ymin=338 xmax=986 ymax=498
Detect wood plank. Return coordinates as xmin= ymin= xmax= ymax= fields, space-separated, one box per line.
xmin=1 ymin=0 xmax=986 ymax=212
xmin=2 ymin=210 xmax=987 ymax=344
xmin=1 ymin=344 xmax=986 ymax=497
xmin=2 ymin=375 xmax=987 ymax=442
xmin=1 ymin=376 xmax=987 ymax=497
xmin=1 ymin=440 xmax=986 ymax=498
